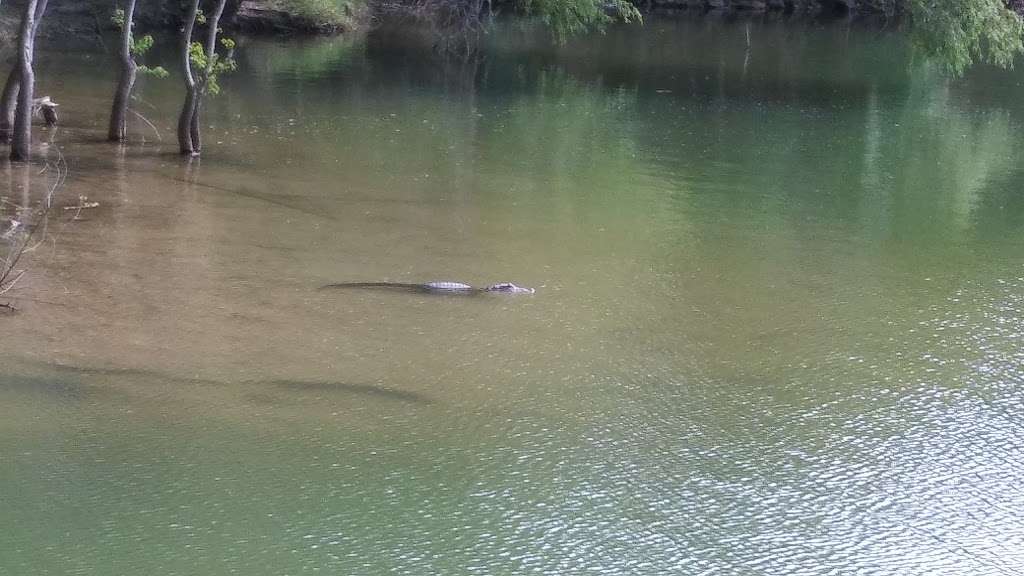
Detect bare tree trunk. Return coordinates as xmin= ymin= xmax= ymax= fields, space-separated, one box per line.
xmin=177 ymin=0 xmax=201 ymax=155
xmin=11 ymin=0 xmax=45 ymax=161
xmin=0 ymin=70 xmax=20 ymax=143
xmin=108 ymin=0 xmax=139 ymax=142
xmin=1 ymin=0 xmax=46 ymax=146
xmin=190 ymin=99 xmax=201 ymax=152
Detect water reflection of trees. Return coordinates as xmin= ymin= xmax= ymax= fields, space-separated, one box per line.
xmin=481 ymin=17 xmax=1024 ymax=248
xmin=231 ymin=17 xmax=1024 ymax=248
xmin=193 ymin=15 xmax=1024 ymax=325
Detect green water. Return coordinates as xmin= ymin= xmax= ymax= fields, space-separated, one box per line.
xmin=2 ymin=17 xmax=1023 ymax=575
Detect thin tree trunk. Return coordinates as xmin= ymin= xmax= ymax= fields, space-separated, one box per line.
xmin=1 ymin=0 xmax=45 ymax=145
xmin=177 ymin=0 xmax=200 ymax=155
xmin=178 ymin=88 xmax=198 ymax=154
xmin=191 ymin=0 xmax=228 ymax=155
xmin=190 ymin=98 xmax=201 ymax=152
xmin=108 ymin=0 xmax=139 ymax=142
xmin=11 ymin=0 xmax=43 ymax=161
xmin=202 ymin=0 xmax=230 ymax=83
xmin=11 ymin=55 xmax=34 ymax=162
xmin=0 ymin=70 xmax=20 ymax=143
xmin=9 ymin=0 xmax=48 ymax=158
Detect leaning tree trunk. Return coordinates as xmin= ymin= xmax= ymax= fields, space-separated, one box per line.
xmin=108 ymin=0 xmax=139 ymax=142
xmin=11 ymin=0 xmax=43 ymax=161
xmin=189 ymin=98 xmax=201 ymax=152
xmin=177 ymin=0 xmax=228 ymax=156
xmin=0 ymin=70 xmax=20 ymax=144
xmin=198 ymin=0 xmax=229 ymax=153
xmin=177 ymin=0 xmax=201 ymax=155
xmin=2 ymin=0 xmax=45 ymax=146
xmin=0 ymin=0 xmax=9 ymax=132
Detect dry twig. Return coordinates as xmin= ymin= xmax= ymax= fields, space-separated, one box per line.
xmin=0 ymin=144 xmax=66 ymax=300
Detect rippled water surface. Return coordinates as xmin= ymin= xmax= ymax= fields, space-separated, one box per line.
xmin=2 ymin=17 xmax=1023 ymax=575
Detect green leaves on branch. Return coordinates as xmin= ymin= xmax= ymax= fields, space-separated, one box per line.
xmin=132 ymin=33 xmax=155 ymax=56
xmin=518 ymin=0 xmax=641 ymax=43
xmin=189 ymin=39 xmax=238 ymax=96
xmin=112 ymin=9 xmax=168 ymax=79
xmin=139 ymin=65 xmax=170 ymax=78
xmin=111 ymin=8 xmax=127 ymax=29
xmin=131 ymin=34 xmax=168 ymax=77
xmin=908 ymin=0 xmax=1024 ymax=75
xmin=188 ymin=40 xmax=209 ymax=68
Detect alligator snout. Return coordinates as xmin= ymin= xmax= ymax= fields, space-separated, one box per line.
xmin=485 ymin=283 xmax=535 ymax=294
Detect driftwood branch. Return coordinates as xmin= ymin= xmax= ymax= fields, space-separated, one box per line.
xmin=0 ymin=143 xmax=67 ymax=303
xmin=129 ymin=108 xmax=162 ymax=141
xmin=0 ymin=270 xmax=25 ymax=295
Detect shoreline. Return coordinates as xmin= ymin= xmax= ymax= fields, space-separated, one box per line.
xmin=0 ymin=0 xmax=900 ymax=49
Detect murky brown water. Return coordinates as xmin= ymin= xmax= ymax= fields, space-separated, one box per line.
xmin=2 ymin=17 xmax=1023 ymax=575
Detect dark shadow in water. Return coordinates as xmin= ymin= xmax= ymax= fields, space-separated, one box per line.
xmin=172 ymin=178 xmax=338 ymax=221
xmin=267 ymin=379 xmax=432 ymax=403
xmin=7 ymin=362 xmax=432 ymax=405
xmin=0 ymin=375 xmax=130 ymax=403
xmin=45 ymin=363 xmax=218 ymax=386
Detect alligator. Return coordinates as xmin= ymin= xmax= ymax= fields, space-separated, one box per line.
xmin=321 ymin=281 xmax=535 ymax=294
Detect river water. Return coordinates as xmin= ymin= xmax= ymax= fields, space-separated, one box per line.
xmin=1 ymin=16 xmax=1023 ymax=575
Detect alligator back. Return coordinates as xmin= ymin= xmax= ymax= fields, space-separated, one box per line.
xmin=422 ymin=281 xmax=475 ymax=292
xmin=321 ymin=281 xmax=533 ymax=294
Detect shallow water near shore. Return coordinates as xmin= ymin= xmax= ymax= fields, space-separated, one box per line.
xmin=2 ymin=17 xmax=1023 ymax=574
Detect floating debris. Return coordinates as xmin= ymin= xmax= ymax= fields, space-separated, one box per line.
xmin=63 ymin=195 xmax=100 ymax=211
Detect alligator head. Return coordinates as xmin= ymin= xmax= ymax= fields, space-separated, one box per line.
xmin=485 ymin=282 xmax=535 ymax=294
